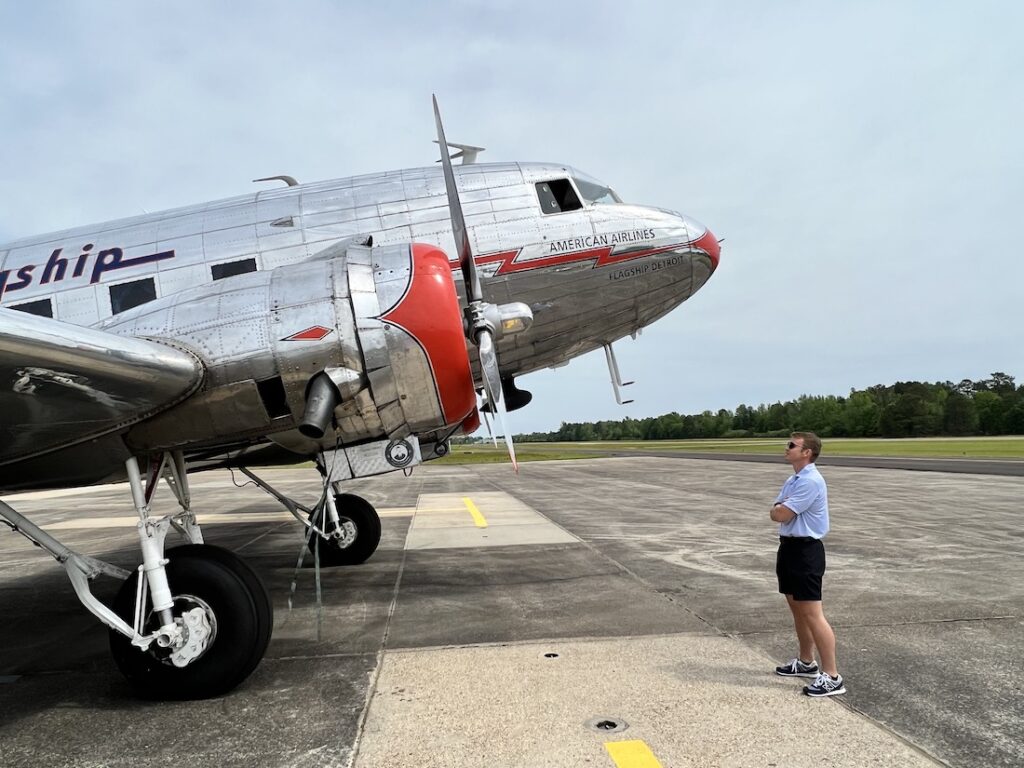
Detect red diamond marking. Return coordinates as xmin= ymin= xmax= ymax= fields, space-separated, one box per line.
xmin=282 ymin=326 xmax=333 ymax=341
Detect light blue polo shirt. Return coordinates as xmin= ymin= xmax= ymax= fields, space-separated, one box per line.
xmin=775 ymin=463 xmax=829 ymax=539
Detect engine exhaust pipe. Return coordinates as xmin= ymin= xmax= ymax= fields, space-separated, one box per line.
xmin=299 ymin=374 xmax=341 ymax=439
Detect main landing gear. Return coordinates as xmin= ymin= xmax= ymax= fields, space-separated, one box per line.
xmin=109 ymin=543 xmax=272 ymax=699
xmin=237 ymin=466 xmax=382 ymax=567
xmin=0 ymin=451 xmax=272 ymax=700
xmin=0 ymin=450 xmax=383 ymax=697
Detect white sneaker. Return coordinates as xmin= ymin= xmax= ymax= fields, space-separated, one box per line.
xmin=804 ymin=672 xmax=846 ymax=697
xmin=775 ymin=658 xmax=819 ymax=677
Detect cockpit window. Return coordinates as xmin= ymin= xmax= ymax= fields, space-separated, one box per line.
xmin=572 ymin=172 xmax=623 ymax=205
xmin=535 ymin=179 xmax=583 ymax=214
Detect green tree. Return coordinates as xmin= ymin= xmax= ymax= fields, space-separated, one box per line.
xmin=529 ymin=370 xmax=1018 ymax=442
xmin=943 ymin=392 xmax=979 ymax=435
xmin=1005 ymin=402 xmax=1024 ymax=435
xmin=793 ymin=395 xmax=845 ymax=436
xmin=974 ymin=391 xmax=1006 ymax=434
xmin=765 ymin=402 xmax=789 ymax=432
xmin=842 ymin=390 xmax=881 ymax=436
xmin=980 ymin=372 xmax=1016 ymax=395
xmin=954 ymin=379 xmax=975 ymax=397
xmin=880 ymin=392 xmax=929 ymax=436
xmin=620 ymin=417 xmax=643 ymax=440
xmin=733 ymin=404 xmax=755 ymax=431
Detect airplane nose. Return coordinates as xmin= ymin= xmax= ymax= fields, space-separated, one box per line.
xmin=684 ymin=216 xmax=720 ymax=271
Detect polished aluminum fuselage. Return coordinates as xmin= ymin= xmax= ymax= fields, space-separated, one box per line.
xmin=0 ymin=162 xmax=712 ymax=374
xmin=0 ymin=162 xmax=716 ymax=489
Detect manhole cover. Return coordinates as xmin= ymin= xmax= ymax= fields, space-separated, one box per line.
xmin=585 ymin=717 xmax=628 ymax=734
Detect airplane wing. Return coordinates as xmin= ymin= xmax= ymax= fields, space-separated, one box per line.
xmin=0 ymin=307 xmax=204 ymax=465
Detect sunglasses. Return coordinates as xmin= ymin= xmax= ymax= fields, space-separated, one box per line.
xmin=787 ymin=441 xmax=805 ymax=450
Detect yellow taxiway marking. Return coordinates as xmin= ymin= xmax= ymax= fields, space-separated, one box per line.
xmin=461 ymin=497 xmax=488 ymax=528
xmin=604 ymin=740 xmax=663 ymax=768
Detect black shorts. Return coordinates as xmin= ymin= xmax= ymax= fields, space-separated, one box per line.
xmin=776 ymin=537 xmax=826 ymax=601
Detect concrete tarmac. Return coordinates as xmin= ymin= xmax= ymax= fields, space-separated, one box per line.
xmin=0 ymin=457 xmax=1021 ymax=767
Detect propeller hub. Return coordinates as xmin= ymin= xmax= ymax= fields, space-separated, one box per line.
xmin=465 ymin=301 xmax=533 ymax=342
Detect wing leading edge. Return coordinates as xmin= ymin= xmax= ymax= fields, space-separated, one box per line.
xmin=0 ymin=308 xmax=204 ymax=465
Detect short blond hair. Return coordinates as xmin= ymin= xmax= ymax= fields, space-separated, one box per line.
xmin=791 ymin=432 xmax=821 ymax=460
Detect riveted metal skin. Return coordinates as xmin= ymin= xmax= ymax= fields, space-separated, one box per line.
xmin=88 ymin=259 xmax=354 ymax=453
xmin=0 ymin=239 xmax=475 ymax=489
xmin=0 ymin=162 xmax=718 ymax=491
xmin=106 ymin=242 xmax=471 ymax=452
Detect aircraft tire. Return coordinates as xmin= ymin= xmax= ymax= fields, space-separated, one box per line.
xmin=166 ymin=544 xmax=273 ymax=678
xmin=307 ymin=493 xmax=382 ymax=566
xmin=109 ymin=545 xmax=268 ymax=700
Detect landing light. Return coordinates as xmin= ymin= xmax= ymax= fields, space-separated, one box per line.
xmin=498 ymin=302 xmax=533 ymax=335
xmin=466 ymin=302 xmax=534 ymax=341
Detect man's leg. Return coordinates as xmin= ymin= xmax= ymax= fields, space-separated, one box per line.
xmin=791 ymin=600 xmax=838 ymax=677
xmin=785 ymin=593 xmax=817 ymax=663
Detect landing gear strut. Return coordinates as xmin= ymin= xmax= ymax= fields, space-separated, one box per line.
xmin=308 ymin=492 xmax=382 ymax=566
xmin=0 ymin=451 xmax=272 ymax=700
xmin=237 ymin=466 xmax=382 ymax=567
xmin=109 ymin=544 xmax=272 ymax=699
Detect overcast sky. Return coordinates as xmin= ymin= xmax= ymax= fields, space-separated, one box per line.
xmin=2 ymin=1 xmax=1020 ymax=434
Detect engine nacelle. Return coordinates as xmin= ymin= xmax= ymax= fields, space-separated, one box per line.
xmin=112 ymin=242 xmax=476 ymax=455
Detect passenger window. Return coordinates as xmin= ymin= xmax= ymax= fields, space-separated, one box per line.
xmin=212 ymin=258 xmax=257 ymax=281
xmin=110 ymin=278 xmax=156 ymax=315
xmin=536 ymin=179 xmax=583 ymax=215
xmin=11 ymin=298 xmax=53 ymax=318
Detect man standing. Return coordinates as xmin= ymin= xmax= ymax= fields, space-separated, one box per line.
xmin=770 ymin=432 xmax=845 ymax=697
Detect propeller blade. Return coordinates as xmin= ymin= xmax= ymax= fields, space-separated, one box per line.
xmin=477 ymin=329 xmax=502 ymax=405
xmin=480 ymin=398 xmax=498 ymax=447
xmin=432 ymin=95 xmax=482 ymax=302
xmin=477 ymin=336 xmax=517 ymax=472
xmin=432 ymin=96 xmax=517 ymax=473
xmin=493 ymin=392 xmax=519 ymax=474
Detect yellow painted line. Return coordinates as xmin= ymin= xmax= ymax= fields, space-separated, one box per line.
xmin=604 ymin=740 xmax=663 ymax=768
xmin=461 ymin=497 xmax=488 ymax=528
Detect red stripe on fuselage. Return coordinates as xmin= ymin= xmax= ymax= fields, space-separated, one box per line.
xmin=448 ymin=240 xmax=703 ymax=276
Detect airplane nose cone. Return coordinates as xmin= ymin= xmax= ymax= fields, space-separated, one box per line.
xmin=695 ymin=228 xmax=720 ymax=271
xmin=675 ymin=215 xmax=716 ymax=272
xmin=684 ymin=216 xmax=720 ymax=271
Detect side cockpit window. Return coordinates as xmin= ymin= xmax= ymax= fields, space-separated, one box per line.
xmin=535 ymin=179 xmax=583 ymax=214
xmin=573 ymin=172 xmax=623 ymax=205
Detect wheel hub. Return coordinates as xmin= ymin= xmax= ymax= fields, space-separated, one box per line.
xmin=148 ymin=595 xmax=217 ymax=667
xmin=328 ymin=518 xmax=358 ymax=549
xmin=170 ymin=606 xmax=213 ymax=667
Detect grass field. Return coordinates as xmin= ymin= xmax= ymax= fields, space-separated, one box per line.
xmin=436 ymin=446 xmax=597 ymax=464
xmin=437 ymin=436 xmax=1024 ymax=464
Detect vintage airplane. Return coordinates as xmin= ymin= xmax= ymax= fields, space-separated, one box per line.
xmin=0 ymin=98 xmax=720 ymax=699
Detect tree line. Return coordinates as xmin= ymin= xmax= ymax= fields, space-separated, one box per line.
xmin=516 ymin=372 xmax=1024 ymax=442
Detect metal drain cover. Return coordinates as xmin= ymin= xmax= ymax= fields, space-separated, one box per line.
xmin=585 ymin=716 xmax=629 ymax=734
